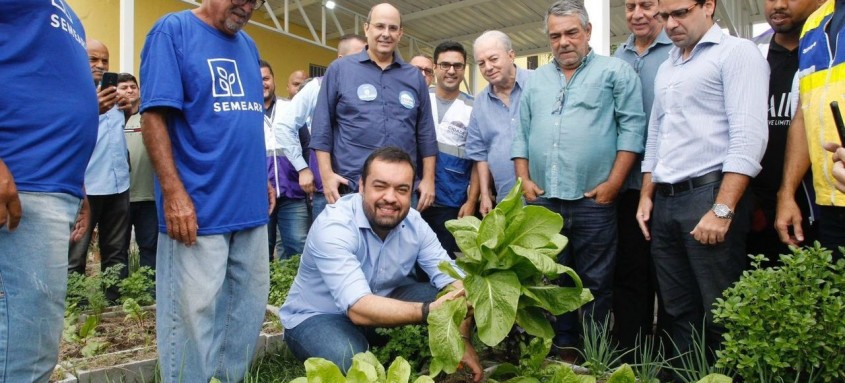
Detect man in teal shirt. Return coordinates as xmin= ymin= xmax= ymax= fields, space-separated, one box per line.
xmin=511 ymin=0 xmax=645 ymax=361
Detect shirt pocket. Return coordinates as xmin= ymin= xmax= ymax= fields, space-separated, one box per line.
xmin=568 ymin=83 xmax=607 ymax=111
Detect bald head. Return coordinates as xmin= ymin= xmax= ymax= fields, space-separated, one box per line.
xmin=367 ymin=3 xmax=402 ymax=26
xmin=287 ymin=70 xmax=308 ymax=98
xmin=337 ymin=34 xmax=366 ymax=57
xmin=86 ymin=38 xmax=110 ymax=84
xmin=364 ymin=3 xmax=403 ymax=62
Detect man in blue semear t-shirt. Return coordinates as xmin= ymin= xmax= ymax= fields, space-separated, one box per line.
xmin=0 ymin=2 xmax=97 ymax=381
xmin=139 ymin=0 xmax=274 ymax=381
xmin=309 ymin=3 xmax=438 ymax=211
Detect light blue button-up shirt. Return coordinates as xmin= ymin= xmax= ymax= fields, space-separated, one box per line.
xmin=466 ymin=67 xmax=532 ymax=202
xmin=279 ymin=193 xmax=458 ymax=329
xmin=614 ymin=32 xmax=673 ymax=190
xmin=511 ymin=51 xmax=646 ymax=200
xmin=275 ymin=78 xmax=321 ymax=172
xmin=84 ymin=106 xmax=129 ymax=195
xmin=643 ymin=24 xmax=769 ymax=183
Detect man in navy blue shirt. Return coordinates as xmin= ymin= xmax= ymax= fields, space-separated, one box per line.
xmin=310 ymin=3 xmax=438 ymax=211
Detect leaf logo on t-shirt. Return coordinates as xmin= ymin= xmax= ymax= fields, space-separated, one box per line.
xmin=208 ymin=58 xmax=245 ymax=98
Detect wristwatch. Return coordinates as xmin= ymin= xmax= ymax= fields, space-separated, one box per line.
xmin=711 ymin=203 xmax=734 ymax=219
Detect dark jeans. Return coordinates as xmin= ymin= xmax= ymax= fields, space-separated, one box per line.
xmin=421 ymin=205 xmax=461 ymax=258
xmin=650 ymin=181 xmax=750 ymax=356
xmin=284 ymin=282 xmax=439 ymax=371
xmin=126 ymin=201 xmax=158 ymax=270
xmin=528 ymin=197 xmax=618 ymax=348
xmin=68 ymin=190 xmax=130 ymax=301
xmin=818 ymin=205 xmax=845 ymax=258
xmin=613 ymin=189 xmax=668 ymax=351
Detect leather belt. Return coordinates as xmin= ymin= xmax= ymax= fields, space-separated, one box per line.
xmin=656 ymin=171 xmax=722 ymax=197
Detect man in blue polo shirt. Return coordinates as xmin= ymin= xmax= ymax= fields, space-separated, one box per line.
xmin=0 ymin=1 xmax=97 ymax=380
xmin=275 ymin=34 xmax=366 ymax=220
xmin=310 ymin=3 xmax=438 ymax=211
xmin=140 ymin=0 xmax=273 ymax=380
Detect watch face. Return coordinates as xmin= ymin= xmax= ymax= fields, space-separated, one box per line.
xmin=713 ymin=204 xmax=731 ymax=217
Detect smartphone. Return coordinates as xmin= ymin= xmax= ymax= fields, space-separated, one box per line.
xmin=100 ymin=72 xmax=118 ymax=90
xmin=829 ymin=101 xmax=845 ymax=145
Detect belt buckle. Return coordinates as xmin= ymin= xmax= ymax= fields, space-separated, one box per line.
xmin=660 ymin=183 xmax=675 ymax=197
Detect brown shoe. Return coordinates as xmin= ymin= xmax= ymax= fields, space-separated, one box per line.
xmin=551 ymin=347 xmax=581 ymax=365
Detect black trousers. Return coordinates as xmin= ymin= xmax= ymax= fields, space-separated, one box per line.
xmin=68 ymin=190 xmax=130 ymax=300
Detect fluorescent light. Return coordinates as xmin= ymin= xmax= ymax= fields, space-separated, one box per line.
xmin=325 ymin=0 xmax=336 ymax=9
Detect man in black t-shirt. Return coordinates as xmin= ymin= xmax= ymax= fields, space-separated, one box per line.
xmin=749 ymin=0 xmax=823 ymax=262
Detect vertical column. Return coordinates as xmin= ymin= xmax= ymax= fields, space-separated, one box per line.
xmin=120 ymin=0 xmax=134 ymax=73
xmin=585 ymin=0 xmax=610 ymax=56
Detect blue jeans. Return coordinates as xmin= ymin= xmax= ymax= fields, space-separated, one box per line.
xmin=284 ymin=282 xmax=438 ymax=372
xmin=310 ymin=193 xmax=328 ymax=222
xmin=650 ymin=181 xmax=750 ymax=355
xmin=0 ymin=192 xmax=78 ymax=382
xmin=528 ymin=197 xmax=618 ymax=348
xmin=156 ymin=225 xmax=269 ymax=382
xmin=268 ymin=197 xmax=308 ymax=260
xmin=127 ymin=201 xmax=158 ymax=269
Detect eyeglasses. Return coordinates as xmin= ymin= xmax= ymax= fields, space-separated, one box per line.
xmin=437 ymin=62 xmax=465 ymax=71
xmin=415 ymin=66 xmax=434 ymax=76
xmin=233 ymin=0 xmax=265 ymax=9
xmin=654 ymin=3 xmax=700 ymax=22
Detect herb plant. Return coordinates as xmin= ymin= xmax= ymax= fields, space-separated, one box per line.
xmin=371 ymin=325 xmax=431 ymax=375
xmin=713 ymin=245 xmax=845 ymax=382
xmin=118 ymin=265 xmax=155 ymax=306
xmin=66 ymin=264 xmax=124 ymax=315
xmin=429 ymin=178 xmax=593 ymax=375
xmin=268 ymin=255 xmax=301 ymax=307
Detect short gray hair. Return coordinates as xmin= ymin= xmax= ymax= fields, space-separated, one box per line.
xmin=473 ymin=30 xmax=513 ymax=53
xmin=545 ymin=0 xmax=590 ymax=32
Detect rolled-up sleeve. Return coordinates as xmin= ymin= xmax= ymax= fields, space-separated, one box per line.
xmin=275 ymin=80 xmax=320 ymax=171
xmin=721 ymin=42 xmax=769 ymax=177
xmin=613 ymin=65 xmax=646 ymax=154
xmin=510 ymin=88 xmax=531 ymax=160
xmin=465 ymin=110 xmax=487 ymax=162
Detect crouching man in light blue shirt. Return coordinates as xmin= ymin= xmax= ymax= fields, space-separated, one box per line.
xmin=280 ymin=147 xmax=482 ymax=381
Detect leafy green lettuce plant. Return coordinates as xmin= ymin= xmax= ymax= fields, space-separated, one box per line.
xmin=289 ymin=351 xmax=434 ymax=383
xmin=429 ymin=178 xmax=593 ymax=375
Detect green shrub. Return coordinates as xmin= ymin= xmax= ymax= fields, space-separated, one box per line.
xmin=118 ymin=266 xmax=155 ymax=306
xmin=713 ymin=245 xmax=845 ymax=382
xmin=66 ymin=264 xmax=123 ymax=315
xmin=268 ymin=255 xmax=300 ymax=307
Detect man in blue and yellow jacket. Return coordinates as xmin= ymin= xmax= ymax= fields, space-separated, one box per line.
xmin=777 ymin=0 xmax=845 ymax=253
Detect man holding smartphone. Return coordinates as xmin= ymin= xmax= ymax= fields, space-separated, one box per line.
xmin=68 ymin=39 xmax=131 ymax=302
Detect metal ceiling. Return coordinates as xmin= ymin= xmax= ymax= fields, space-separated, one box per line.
xmin=254 ymin=0 xmax=767 ymax=59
